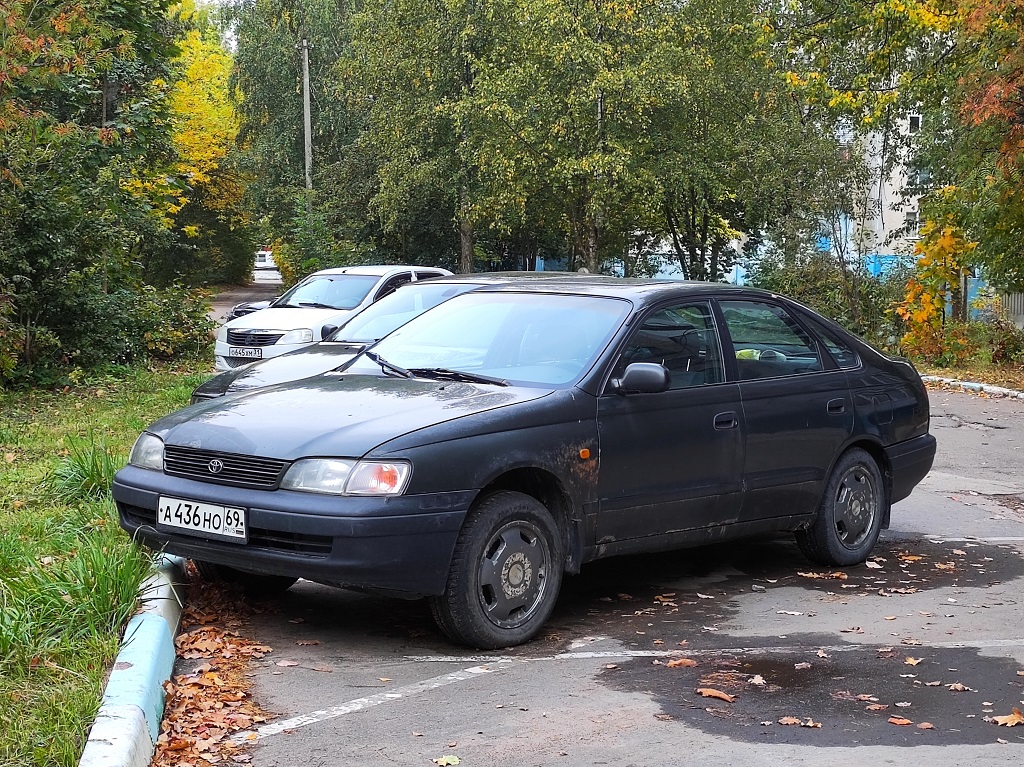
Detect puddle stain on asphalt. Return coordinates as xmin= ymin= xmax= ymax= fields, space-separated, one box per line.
xmin=598 ymin=639 xmax=1024 ymax=747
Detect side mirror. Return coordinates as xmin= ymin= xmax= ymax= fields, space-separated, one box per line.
xmin=611 ymin=362 xmax=670 ymax=394
xmin=321 ymin=324 xmax=340 ymax=340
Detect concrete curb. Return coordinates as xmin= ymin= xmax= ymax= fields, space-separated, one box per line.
xmin=921 ymin=374 xmax=1024 ymax=400
xmin=79 ymin=554 xmax=187 ymax=767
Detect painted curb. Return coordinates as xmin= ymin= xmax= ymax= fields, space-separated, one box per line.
xmin=79 ymin=554 xmax=186 ymax=767
xmin=921 ymin=374 xmax=1024 ymax=400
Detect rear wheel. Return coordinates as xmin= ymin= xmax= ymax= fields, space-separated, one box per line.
xmin=430 ymin=491 xmax=563 ymax=649
xmin=192 ymin=560 xmax=298 ymax=594
xmin=796 ymin=448 xmax=886 ymax=566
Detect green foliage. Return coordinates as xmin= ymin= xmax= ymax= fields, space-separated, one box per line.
xmin=45 ymin=433 xmax=125 ymax=503
xmin=745 ymin=250 xmax=909 ymax=350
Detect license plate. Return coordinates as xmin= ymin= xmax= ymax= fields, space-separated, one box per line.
xmin=229 ymin=347 xmax=262 ymax=359
xmin=157 ymin=496 xmax=247 ymax=542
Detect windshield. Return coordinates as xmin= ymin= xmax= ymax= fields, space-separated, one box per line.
xmin=274 ymin=274 xmax=379 ymax=310
xmin=331 ymin=282 xmax=482 ymax=343
xmin=365 ymin=292 xmax=631 ymax=386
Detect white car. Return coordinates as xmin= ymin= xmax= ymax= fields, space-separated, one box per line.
xmin=214 ymin=264 xmax=452 ymax=370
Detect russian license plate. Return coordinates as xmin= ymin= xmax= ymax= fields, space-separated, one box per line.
xmin=228 ymin=347 xmax=262 ymax=359
xmin=157 ymin=496 xmax=247 ymax=542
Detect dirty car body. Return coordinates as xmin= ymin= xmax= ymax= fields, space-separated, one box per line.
xmin=114 ymin=280 xmax=935 ymax=649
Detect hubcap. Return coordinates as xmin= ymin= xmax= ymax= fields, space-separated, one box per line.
xmin=478 ymin=521 xmax=549 ymax=629
xmin=833 ymin=465 xmax=879 ymax=549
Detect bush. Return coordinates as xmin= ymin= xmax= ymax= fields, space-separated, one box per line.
xmin=45 ymin=433 xmax=125 ymax=503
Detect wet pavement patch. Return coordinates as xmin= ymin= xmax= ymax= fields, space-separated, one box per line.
xmin=546 ymin=535 xmax=1024 ymax=647
xmin=598 ymin=637 xmax=1024 ymax=746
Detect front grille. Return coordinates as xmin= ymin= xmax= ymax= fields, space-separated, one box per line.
xmin=164 ymin=446 xmax=288 ymax=489
xmin=120 ymin=504 xmax=331 ymax=556
xmin=226 ymin=329 xmax=284 ymax=347
xmin=221 ymin=356 xmax=252 ymax=369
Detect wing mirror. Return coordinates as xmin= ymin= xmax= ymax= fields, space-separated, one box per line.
xmin=611 ymin=362 xmax=670 ymax=394
xmin=321 ymin=324 xmax=340 ymax=340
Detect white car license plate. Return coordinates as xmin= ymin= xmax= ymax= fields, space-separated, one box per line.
xmin=229 ymin=347 xmax=262 ymax=359
xmin=157 ymin=496 xmax=247 ymax=542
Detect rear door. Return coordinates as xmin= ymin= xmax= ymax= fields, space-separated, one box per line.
xmin=717 ymin=299 xmax=853 ymax=523
xmin=596 ymin=300 xmax=744 ymax=542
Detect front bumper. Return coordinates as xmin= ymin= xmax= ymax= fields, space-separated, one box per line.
xmin=884 ymin=433 xmax=937 ymax=504
xmin=213 ymin=340 xmax=314 ymax=372
xmin=113 ymin=465 xmax=474 ymax=596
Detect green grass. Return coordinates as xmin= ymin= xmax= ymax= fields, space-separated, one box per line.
xmin=0 ymin=364 xmax=211 ymax=767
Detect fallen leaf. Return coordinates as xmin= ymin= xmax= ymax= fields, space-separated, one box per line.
xmin=275 ymin=660 xmax=300 ymax=667
xmin=604 ymin=664 xmax=618 ymax=670
xmin=905 ymin=657 xmax=923 ymax=666
xmin=816 ymin=649 xmax=829 ymax=658
xmin=866 ymin=704 xmax=889 ymax=711
xmin=925 ymin=681 xmax=942 ymax=686
xmin=447 ymin=742 xmax=457 ymax=748
xmin=947 ymin=682 xmax=973 ymax=692
xmin=696 ymin=593 xmax=715 ymax=600
xmin=895 ymin=702 xmax=912 ymax=707
xmin=696 ymin=688 xmax=735 ymax=703
xmin=794 ymin=662 xmax=812 ymax=670
xmin=654 ymin=713 xmax=673 ymax=721
xmin=666 ymin=658 xmax=697 ymax=668
xmin=778 ymin=716 xmax=802 ymax=725
xmin=777 ymin=610 xmax=803 ymax=616
xmin=288 ymin=618 xmax=305 ymax=624
xmin=432 ymin=757 xmax=461 ymax=766
xmin=295 ymin=640 xmax=320 ymax=646
xmin=992 ymin=708 xmax=1024 ymax=727
xmin=889 ymin=717 xmax=913 ymax=726
xmin=1017 ymin=671 xmax=1024 ymax=677
xmin=952 ymin=549 xmax=967 ymax=556
xmin=840 ymin=627 xmax=864 ymax=634
xmin=855 ymin=694 xmax=878 ymax=702
xmin=901 ymin=639 xmax=922 ymax=646
xmin=749 ymin=675 xmax=766 ymax=686
xmin=760 ymin=721 xmax=773 ymax=726
xmin=379 ymin=677 xmax=392 ymax=682
xmin=801 ymin=718 xmax=822 ymax=728
xmin=917 ymin=722 xmax=935 ymax=729
xmin=865 ymin=561 xmax=883 ymax=569
xmin=885 ymin=616 xmax=897 ymax=621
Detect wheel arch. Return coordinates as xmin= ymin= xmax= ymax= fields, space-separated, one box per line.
xmin=474 ymin=467 xmax=583 ymax=574
xmin=834 ymin=438 xmax=893 ymax=529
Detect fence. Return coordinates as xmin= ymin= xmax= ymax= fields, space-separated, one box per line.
xmin=1002 ymin=292 xmax=1024 ymax=327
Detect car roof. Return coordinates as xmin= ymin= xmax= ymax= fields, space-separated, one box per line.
xmin=310 ymin=265 xmax=451 ymax=277
xmin=456 ymin=276 xmax=767 ymax=302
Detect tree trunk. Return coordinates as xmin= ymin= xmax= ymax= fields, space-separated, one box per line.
xmin=458 ymin=182 xmax=473 ymax=273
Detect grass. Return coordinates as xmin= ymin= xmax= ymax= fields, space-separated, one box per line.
xmin=0 ymin=363 xmax=212 ymax=767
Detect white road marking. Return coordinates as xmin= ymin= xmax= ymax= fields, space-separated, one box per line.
xmin=232 ymin=665 xmax=495 ymax=744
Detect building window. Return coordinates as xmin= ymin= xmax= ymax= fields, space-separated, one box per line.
xmin=909 ymin=114 xmax=922 ymax=134
xmin=905 ymin=210 xmax=919 ymax=236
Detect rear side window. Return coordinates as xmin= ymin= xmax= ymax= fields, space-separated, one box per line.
xmin=719 ymin=300 xmax=823 ymax=380
xmin=799 ymin=314 xmax=861 ymax=369
xmin=415 ymin=271 xmax=446 ymax=280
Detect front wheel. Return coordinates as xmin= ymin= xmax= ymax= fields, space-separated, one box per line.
xmin=430 ymin=491 xmax=563 ymax=649
xmin=796 ymin=448 xmax=887 ymax=566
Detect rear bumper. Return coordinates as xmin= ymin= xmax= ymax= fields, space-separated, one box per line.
xmin=114 ymin=465 xmax=473 ymax=596
xmin=884 ymin=433 xmax=937 ymax=504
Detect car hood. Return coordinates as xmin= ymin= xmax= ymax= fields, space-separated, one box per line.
xmin=225 ymin=306 xmax=354 ymax=331
xmin=195 ymin=343 xmax=365 ymax=397
xmin=151 ymin=375 xmax=550 ymax=460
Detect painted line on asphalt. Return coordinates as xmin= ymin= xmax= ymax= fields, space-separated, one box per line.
xmin=232 ymin=665 xmax=496 ymax=744
xmin=236 ymin=635 xmax=1024 ymax=744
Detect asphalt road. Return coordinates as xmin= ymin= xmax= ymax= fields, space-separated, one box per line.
xmin=185 ymin=388 xmax=1024 ymax=766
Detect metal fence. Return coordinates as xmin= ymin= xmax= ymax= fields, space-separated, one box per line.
xmin=1001 ymin=292 xmax=1024 ymax=326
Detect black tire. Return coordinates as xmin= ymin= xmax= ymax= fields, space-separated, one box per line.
xmin=192 ymin=560 xmax=298 ymax=594
xmin=796 ymin=448 xmax=887 ymax=566
xmin=429 ymin=491 xmax=563 ymax=650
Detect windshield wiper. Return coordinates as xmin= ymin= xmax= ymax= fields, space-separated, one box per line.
xmin=296 ymin=301 xmax=337 ymax=309
xmin=409 ymin=368 xmax=510 ymax=387
xmin=364 ymin=350 xmax=412 ymax=378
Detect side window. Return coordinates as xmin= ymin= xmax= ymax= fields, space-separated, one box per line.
xmin=374 ymin=273 xmax=413 ymax=301
xmin=616 ymin=302 xmax=723 ymax=389
xmin=799 ymin=314 xmax=860 ymax=369
xmin=719 ymin=300 xmax=823 ymax=380
xmin=415 ymin=270 xmax=445 ymax=280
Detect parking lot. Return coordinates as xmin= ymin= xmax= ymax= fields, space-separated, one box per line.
xmin=165 ymin=387 xmax=1024 ymax=766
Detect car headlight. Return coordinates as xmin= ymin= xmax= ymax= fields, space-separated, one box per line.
xmin=278 ymin=328 xmax=314 ymax=344
xmin=128 ymin=433 xmax=164 ymax=471
xmin=281 ymin=459 xmax=412 ymax=496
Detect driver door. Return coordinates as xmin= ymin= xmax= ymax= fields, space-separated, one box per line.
xmin=596 ymin=301 xmax=744 ymax=543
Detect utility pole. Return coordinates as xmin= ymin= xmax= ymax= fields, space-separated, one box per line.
xmin=299 ymin=37 xmax=313 ymax=193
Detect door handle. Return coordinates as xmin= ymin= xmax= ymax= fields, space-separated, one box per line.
xmin=827 ymin=398 xmax=846 ymax=415
xmin=714 ymin=411 xmax=737 ymax=430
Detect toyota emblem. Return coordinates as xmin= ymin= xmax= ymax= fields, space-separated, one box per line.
xmin=208 ymin=459 xmax=224 ymax=474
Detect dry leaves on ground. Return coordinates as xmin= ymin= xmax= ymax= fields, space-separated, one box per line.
xmin=666 ymin=658 xmax=698 ymax=668
xmin=695 ymin=688 xmax=735 ymax=703
xmin=992 ymin=708 xmax=1024 ymax=727
xmin=888 ymin=717 xmax=914 ymax=726
xmin=152 ymin=576 xmax=274 ymax=767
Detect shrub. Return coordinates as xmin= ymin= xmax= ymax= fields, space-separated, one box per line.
xmin=46 ymin=433 xmax=125 ymax=503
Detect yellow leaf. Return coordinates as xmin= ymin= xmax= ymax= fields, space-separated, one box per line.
xmin=992 ymin=707 xmax=1024 ymax=726
xmin=695 ymin=688 xmax=735 ymax=703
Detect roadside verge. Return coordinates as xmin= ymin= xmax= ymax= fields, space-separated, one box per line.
xmin=79 ymin=555 xmax=186 ymax=767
